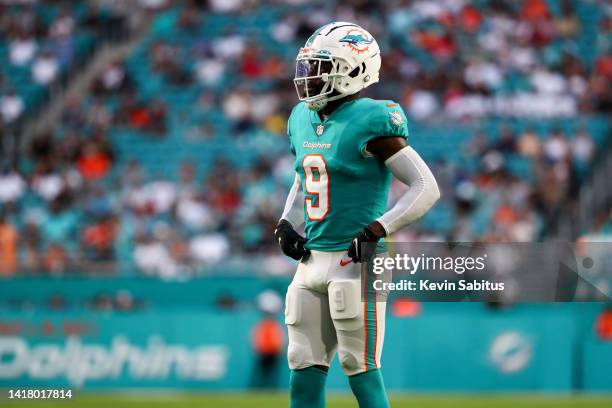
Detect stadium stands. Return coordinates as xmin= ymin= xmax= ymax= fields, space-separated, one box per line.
xmin=0 ymin=0 xmax=610 ymax=277
xmin=0 ymin=0 xmax=130 ymax=126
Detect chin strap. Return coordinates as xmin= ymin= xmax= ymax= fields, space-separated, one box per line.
xmin=306 ymin=90 xmax=357 ymax=111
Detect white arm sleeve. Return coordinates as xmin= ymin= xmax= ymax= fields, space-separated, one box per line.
xmin=376 ymin=146 xmax=440 ymax=235
xmin=280 ymin=173 xmax=304 ymax=228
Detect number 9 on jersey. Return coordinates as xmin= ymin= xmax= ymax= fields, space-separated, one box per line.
xmin=302 ymin=154 xmax=330 ymax=221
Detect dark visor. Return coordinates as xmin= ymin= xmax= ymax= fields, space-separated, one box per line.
xmin=295 ymin=59 xmax=333 ymax=79
xmin=294 ymin=58 xmax=334 ymax=99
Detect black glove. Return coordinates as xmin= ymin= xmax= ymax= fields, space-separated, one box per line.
xmin=347 ymin=225 xmax=384 ymax=263
xmin=274 ymin=219 xmax=311 ymax=261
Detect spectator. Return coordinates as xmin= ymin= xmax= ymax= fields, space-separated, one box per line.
xmin=405 ymin=88 xmax=438 ymax=121
xmin=32 ymin=166 xmax=64 ymax=202
xmin=212 ymin=30 xmax=245 ymax=60
xmin=133 ymin=231 xmax=180 ymax=278
xmin=115 ymin=290 xmax=138 ymax=311
xmin=177 ymin=4 xmax=200 ymax=31
xmin=82 ymin=216 xmax=116 ymax=264
xmin=88 ymin=98 xmax=113 ymax=129
xmin=510 ymin=207 xmax=538 ymax=242
xmin=464 ymin=57 xmax=503 ymax=92
xmin=460 ymin=5 xmax=482 ymax=32
xmin=150 ymin=41 xmax=192 ymax=85
xmin=9 ymin=33 xmax=37 ymax=66
xmin=177 ymin=195 xmax=214 ymax=231
xmin=189 ymin=233 xmax=230 ymax=265
xmin=495 ymin=127 xmax=517 ymax=154
xmin=144 ymin=177 xmax=177 ymax=214
xmin=0 ymin=91 xmax=25 ymax=124
xmin=464 ymin=132 xmax=490 ymax=158
xmin=61 ymin=95 xmax=87 ymax=130
xmin=49 ymin=8 xmax=75 ymax=39
xmin=250 ymin=289 xmax=284 ymax=387
xmin=522 ymin=0 xmax=551 ymax=22
xmin=222 ymin=89 xmax=253 ymax=131
xmin=517 ymin=128 xmax=541 ymax=159
xmin=92 ymin=60 xmax=132 ymax=95
xmin=542 ymin=129 xmax=570 ymax=163
xmin=531 ymin=67 xmax=567 ymax=95
xmin=42 ymin=243 xmax=70 ymax=274
xmin=195 ymin=54 xmax=226 ymax=86
xmin=31 ymin=50 xmax=59 ymax=85
xmin=596 ymin=304 xmax=612 ymax=340
xmin=0 ymin=213 xmax=18 ymax=276
xmin=90 ymin=292 xmax=114 ymax=310
xmin=77 ymin=143 xmax=112 ymax=180
xmin=21 ymin=221 xmax=41 ymax=272
xmin=555 ymin=0 xmax=580 ymax=38
xmin=250 ymin=311 xmax=284 ymax=389
xmin=147 ymin=101 xmax=167 ymax=134
xmin=240 ymin=46 xmax=263 ymax=78
xmin=0 ymin=168 xmax=26 ymax=204
xmin=571 ymin=128 xmax=595 ymax=163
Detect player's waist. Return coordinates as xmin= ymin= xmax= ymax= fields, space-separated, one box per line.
xmin=305 ymin=240 xmax=352 ymax=252
xmin=305 ymin=237 xmax=387 ymax=253
xmin=303 ymin=216 xmax=382 ymax=250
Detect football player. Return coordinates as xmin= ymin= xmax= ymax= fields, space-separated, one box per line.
xmin=275 ymin=22 xmax=440 ymax=408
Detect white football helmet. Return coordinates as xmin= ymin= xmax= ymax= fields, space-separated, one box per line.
xmin=294 ymin=22 xmax=381 ymax=111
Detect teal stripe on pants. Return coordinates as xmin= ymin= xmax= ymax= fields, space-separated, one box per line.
xmin=364 ymin=268 xmax=378 ymax=370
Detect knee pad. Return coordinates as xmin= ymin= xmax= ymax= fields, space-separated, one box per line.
xmin=338 ymin=350 xmax=359 ymax=373
xmin=285 ymin=286 xmax=310 ymax=370
xmin=287 ymin=344 xmax=307 ymax=369
xmin=284 ymin=285 xmax=301 ymax=326
xmin=329 ymin=280 xmax=362 ymax=331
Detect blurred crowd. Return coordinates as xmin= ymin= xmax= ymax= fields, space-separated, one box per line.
xmin=392 ymin=123 xmax=598 ymax=243
xmin=381 ymin=0 xmax=611 ymax=119
xmin=0 ymin=0 xmax=610 ymax=278
xmin=0 ymin=0 xmax=133 ymax=130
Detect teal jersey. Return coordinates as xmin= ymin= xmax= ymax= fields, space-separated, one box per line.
xmin=287 ymin=98 xmax=409 ymax=251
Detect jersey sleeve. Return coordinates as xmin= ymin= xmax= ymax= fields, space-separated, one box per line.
xmin=288 ymin=130 xmax=296 ymax=155
xmin=359 ymin=101 xmax=409 ymax=157
xmin=287 ymin=104 xmax=299 ymax=155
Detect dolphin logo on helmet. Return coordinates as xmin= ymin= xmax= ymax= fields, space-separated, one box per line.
xmin=293 ymin=22 xmax=381 ymax=111
xmin=339 ymin=34 xmax=374 ymax=46
xmin=339 ymin=29 xmax=374 ymax=53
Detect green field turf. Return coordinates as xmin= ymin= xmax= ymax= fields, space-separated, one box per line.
xmin=3 ymin=393 xmax=612 ymax=407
